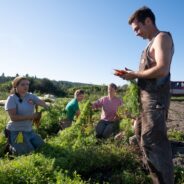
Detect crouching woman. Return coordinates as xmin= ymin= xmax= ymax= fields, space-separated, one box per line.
xmin=92 ymin=83 xmax=122 ymax=139
xmin=4 ymin=76 xmax=48 ymax=155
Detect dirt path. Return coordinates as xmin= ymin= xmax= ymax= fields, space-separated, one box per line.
xmin=166 ymin=101 xmax=184 ymax=168
xmin=167 ymin=101 xmax=184 ymax=131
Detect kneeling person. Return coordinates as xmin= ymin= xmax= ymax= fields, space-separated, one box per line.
xmin=92 ymin=83 xmax=122 ymax=139
xmin=5 ymin=76 xmax=48 ymax=155
xmin=61 ymin=89 xmax=85 ymax=129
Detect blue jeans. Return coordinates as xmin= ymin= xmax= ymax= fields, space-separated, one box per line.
xmin=95 ymin=120 xmax=119 ymax=139
xmin=9 ymin=130 xmax=44 ymax=155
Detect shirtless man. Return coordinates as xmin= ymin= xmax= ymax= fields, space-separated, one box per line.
xmin=122 ymin=6 xmax=174 ymax=184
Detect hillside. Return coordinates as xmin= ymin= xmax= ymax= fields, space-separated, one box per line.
xmin=0 ymin=74 xmax=110 ymax=99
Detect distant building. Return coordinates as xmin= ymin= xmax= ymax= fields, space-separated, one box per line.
xmin=170 ymin=81 xmax=184 ymax=96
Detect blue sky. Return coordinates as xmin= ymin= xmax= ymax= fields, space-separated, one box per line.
xmin=0 ymin=0 xmax=183 ymax=86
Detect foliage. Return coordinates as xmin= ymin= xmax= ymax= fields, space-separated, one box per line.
xmin=0 ymin=99 xmax=151 ymax=183
xmin=36 ymin=98 xmax=68 ymax=138
xmin=168 ymin=130 xmax=184 ymax=141
xmin=38 ymin=100 xmax=151 ymax=183
xmin=0 ymin=81 xmax=11 ymax=99
xmin=0 ymin=81 xmax=184 ymax=183
xmin=174 ymin=167 xmax=184 ymax=184
xmin=0 ymin=107 xmax=8 ymax=132
xmin=122 ymin=81 xmax=140 ymax=118
xmin=0 ymin=75 xmax=114 ymax=99
xmin=0 ymin=108 xmax=9 ymax=156
xmin=0 ymin=154 xmax=87 ymax=184
xmin=119 ymin=118 xmax=134 ymax=143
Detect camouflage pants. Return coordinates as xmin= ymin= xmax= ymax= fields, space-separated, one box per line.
xmin=135 ymin=91 xmax=174 ymax=184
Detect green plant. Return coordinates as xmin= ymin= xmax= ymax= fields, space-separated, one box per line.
xmin=119 ymin=118 xmax=134 ymax=142
xmin=168 ymin=130 xmax=184 ymax=141
xmin=122 ymin=81 xmax=140 ymax=118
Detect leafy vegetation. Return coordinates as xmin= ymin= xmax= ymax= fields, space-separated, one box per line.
xmin=0 ymin=81 xmax=184 ymax=183
xmin=168 ymin=130 xmax=184 ymax=142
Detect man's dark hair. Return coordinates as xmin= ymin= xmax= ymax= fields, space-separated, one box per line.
xmin=128 ymin=6 xmax=156 ymax=25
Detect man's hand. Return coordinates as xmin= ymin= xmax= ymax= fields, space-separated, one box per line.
xmin=120 ymin=71 xmax=138 ymax=80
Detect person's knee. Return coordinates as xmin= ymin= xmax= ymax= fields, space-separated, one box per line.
xmin=102 ymin=126 xmax=114 ymax=138
xmin=95 ymin=121 xmax=104 ymax=134
xmin=31 ymin=133 xmax=44 ymax=149
xmin=112 ymin=121 xmax=120 ymax=133
xmin=11 ymin=143 xmax=35 ymax=155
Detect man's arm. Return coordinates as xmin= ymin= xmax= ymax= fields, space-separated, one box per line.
xmin=123 ymin=33 xmax=173 ymax=80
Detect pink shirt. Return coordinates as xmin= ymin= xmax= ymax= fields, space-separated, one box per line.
xmin=92 ymin=96 xmax=122 ymax=121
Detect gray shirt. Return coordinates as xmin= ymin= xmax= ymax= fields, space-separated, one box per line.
xmin=5 ymin=93 xmax=40 ymax=131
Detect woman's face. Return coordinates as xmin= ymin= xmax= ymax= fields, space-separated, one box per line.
xmin=77 ymin=94 xmax=84 ymax=102
xmin=16 ymin=79 xmax=30 ymax=94
xmin=108 ymin=85 xmax=116 ymax=96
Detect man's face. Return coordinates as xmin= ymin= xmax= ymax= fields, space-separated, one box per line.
xmin=131 ymin=19 xmax=148 ymax=39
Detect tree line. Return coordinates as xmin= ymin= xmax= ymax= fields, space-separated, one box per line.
xmin=0 ymin=73 xmax=127 ymax=99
